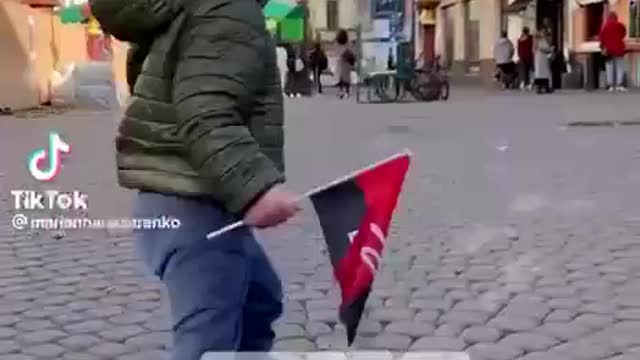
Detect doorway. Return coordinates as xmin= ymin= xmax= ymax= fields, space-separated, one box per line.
xmin=536 ymin=0 xmax=563 ymax=51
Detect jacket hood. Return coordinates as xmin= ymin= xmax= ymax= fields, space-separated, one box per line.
xmin=89 ymin=0 xmax=179 ymax=43
xmin=607 ymin=13 xmax=618 ymax=23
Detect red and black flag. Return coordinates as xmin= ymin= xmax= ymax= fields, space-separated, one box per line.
xmin=309 ymin=151 xmax=411 ymax=345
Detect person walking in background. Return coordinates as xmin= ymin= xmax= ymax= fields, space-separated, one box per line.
xmin=493 ymin=30 xmax=516 ymax=89
xmin=600 ymin=11 xmax=627 ymax=92
xmin=276 ymin=45 xmax=288 ymax=94
xmin=517 ymin=27 xmax=534 ymax=90
xmin=533 ymin=30 xmax=553 ymax=94
xmin=336 ymin=29 xmax=355 ymax=99
xmin=309 ymin=41 xmax=328 ymax=95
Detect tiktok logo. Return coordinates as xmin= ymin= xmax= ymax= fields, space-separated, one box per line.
xmin=27 ymin=132 xmax=71 ymax=181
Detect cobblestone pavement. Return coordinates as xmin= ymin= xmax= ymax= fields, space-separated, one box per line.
xmin=1 ymin=90 xmax=640 ymax=359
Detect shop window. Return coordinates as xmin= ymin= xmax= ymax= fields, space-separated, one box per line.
xmin=327 ymin=0 xmax=339 ymax=30
xmin=630 ymin=1 xmax=640 ymax=37
xmin=585 ymin=2 xmax=604 ymax=41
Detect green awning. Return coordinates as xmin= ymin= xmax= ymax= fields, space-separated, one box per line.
xmin=263 ymin=0 xmax=303 ymax=20
xmin=58 ymin=4 xmax=89 ymax=23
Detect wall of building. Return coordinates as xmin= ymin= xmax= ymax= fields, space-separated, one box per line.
xmin=435 ymin=0 xmax=502 ymax=82
xmin=0 ymin=1 xmax=128 ymax=110
xmin=0 ymin=1 xmax=39 ymax=109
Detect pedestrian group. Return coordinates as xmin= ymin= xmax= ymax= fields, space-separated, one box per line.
xmin=494 ymin=12 xmax=628 ymax=94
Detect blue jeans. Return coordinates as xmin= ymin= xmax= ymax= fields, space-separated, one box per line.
xmin=605 ymin=56 xmax=625 ymax=87
xmin=133 ymin=192 xmax=283 ymax=360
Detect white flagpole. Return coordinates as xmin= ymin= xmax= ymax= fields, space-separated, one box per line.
xmin=205 ymin=149 xmax=412 ymax=240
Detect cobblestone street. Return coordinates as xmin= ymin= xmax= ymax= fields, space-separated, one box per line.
xmin=1 ymin=89 xmax=640 ymax=359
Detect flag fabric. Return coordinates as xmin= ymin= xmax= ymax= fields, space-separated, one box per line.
xmin=309 ymin=152 xmax=411 ymax=345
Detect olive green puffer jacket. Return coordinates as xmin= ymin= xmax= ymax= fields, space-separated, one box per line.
xmin=90 ymin=0 xmax=285 ymax=215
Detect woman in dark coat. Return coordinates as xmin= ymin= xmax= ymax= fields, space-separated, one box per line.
xmin=283 ymin=44 xmax=312 ymax=97
xmin=309 ymin=41 xmax=328 ymax=94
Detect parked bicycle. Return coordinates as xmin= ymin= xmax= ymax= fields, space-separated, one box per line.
xmin=364 ymin=55 xmax=449 ymax=103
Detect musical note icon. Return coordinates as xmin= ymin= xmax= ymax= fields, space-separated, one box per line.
xmin=27 ymin=132 xmax=71 ymax=182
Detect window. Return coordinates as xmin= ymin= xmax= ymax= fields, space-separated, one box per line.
xmin=585 ymin=2 xmax=604 ymax=41
xmin=631 ymin=1 xmax=640 ymax=37
xmin=327 ymin=0 xmax=339 ymax=30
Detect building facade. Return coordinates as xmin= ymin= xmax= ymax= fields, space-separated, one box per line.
xmin=1 ymin=0 xmax=127 ymax=110
xmin=432 ymin=0 xmax=640 ymax=87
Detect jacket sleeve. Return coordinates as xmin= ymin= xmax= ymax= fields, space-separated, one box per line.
xmin=173 ymin=8 xmax=284 ymax=215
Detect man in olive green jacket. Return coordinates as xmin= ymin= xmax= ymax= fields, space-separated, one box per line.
xmin=90 ymin=0 xmax=299 ymax=358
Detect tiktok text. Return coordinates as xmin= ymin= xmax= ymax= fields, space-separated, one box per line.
xmin=11 ymin=190 xmax=88 ymax=210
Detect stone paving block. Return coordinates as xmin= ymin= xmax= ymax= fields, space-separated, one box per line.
xmin=18 ymin=329 xmax=67 ymax=344
xmin=408 ymin=299 xmax=452 ymax=312
xmin=461 ymin=326 xmax=502 ymax=344
xmin=307 ymin=310 xmax=337 ymax=324
xmin=305 ymin=299 xmax=337 ymax=311
xmin=489 ymin=316 xmax=540 ymax=332
xmin=119 ymin=350 xmax=170 ymax=360
xmin=125 ymin=331 xmax=171 ymax=349
xmin=85 ymin=305 xmax=124 ymax=318
xmin=315 ymin=333 xmax=348 ymax=350
xmin=64 ymin=320 xmax=107 ymax=334
xmin=0 ymin=328 xmax=16 ymax=340
xmin=499 ymin=332 xmax=559 ymax=352
xmin=51 ymin=312 xmax=85 ymax=325
xmin=306 ymin=322 xmax=332 ymax=338
xmin=434 ymin=323 xmax=466 ymax=337
xmin=356 ymin=319 xmax=383 ymax=336
xmin=616 ymin=309 xmax=640 ymax=321
xmin=368 ymin=308 xmax=415 ymax=322
xmin=99 ymin=325 xmax=146 ymax=342
xmin=385 ymin=321 xmax=434 ymax=337
xmin=59 ymin=334 xmax=102 ymax=350
xmin=500 ymin=302 xmax=551 ymax=320
xmin=547 ymin=298 xmax=581 ymax=310
xmin=89 ymin=342 xmax=132 ymax=357
xmin=545 ymin=309 xmax=576 ymax=322
xmin=572 ymin=314 xmax=615 ymax=330
xmin=0 ymin=354 xmax=37 ymax=360
xmin=415 ymin=310 xmax=440 ymax=323
xmin=439 ymin=311 xmax=490 ymax=327
xmin=581 ymin=302 xmax=617 ymax=315
xmin=467 ymin=342 xmax=524 ymax=360
xmin=410 ymin=336 xmax=465 ymax=351
xmin=554 ymin=339 xmax=619 ymax=360
xmin=287 ymin=290 xmax=325 ymax=301
xmin=359 ymin=333 xmax=412 ymax=350
xmin=452 ymin=299 xmax=503 ymax=314
xmin=534 ymin=322 xmax=592 ymax=341
xmin=0 ymin=302 xmax=32 ymax=315
xmin=0 ymin=317 xmax=19 ymax=328
xmin=384 ymin=297 xmax=409 ymax=308
xmin=109 ymin=311 xmax=153 ymax=325
xmin=22 ymin=343 xmax=65 ymax=358
xmin=0 ymin=340 xmax=20 ymax=353
xmin=275 ymin=324 xmax=306 ymax=339
xmin=281 ymin=311 xmax=307 ymax=325
xmin=15 ymin=320 xmax=54 ymax=332
xmin=273 ymin=338 xmax=316 ymax=351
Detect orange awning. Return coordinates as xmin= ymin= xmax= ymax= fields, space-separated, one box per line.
xmin=22 ymin=0 xmax=59 ymax=6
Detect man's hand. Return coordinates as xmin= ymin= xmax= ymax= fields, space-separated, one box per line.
xmin=244 ymin=185 xmax=301 ymax=228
